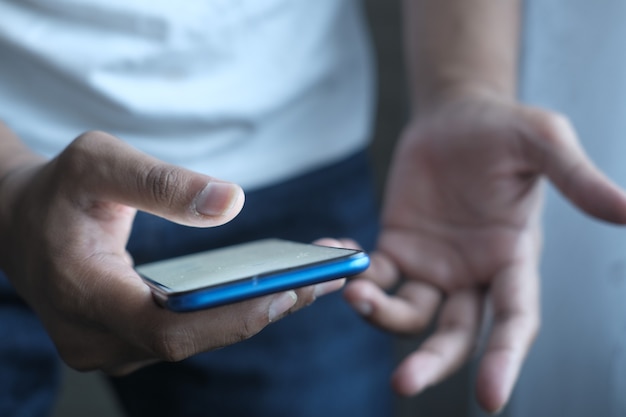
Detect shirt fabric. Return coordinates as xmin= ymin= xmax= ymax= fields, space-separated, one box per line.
xmin=0 ymin=0 xmax=374 ymax=190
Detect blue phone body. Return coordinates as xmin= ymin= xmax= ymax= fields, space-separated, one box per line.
xmin=136 ymin=239 xmax=370 ymax=312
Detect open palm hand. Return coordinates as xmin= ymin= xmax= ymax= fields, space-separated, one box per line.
xmin=345 ymin=90 xmax=626 ymax=413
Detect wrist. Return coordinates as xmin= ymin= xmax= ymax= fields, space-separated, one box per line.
xmin=403 ymin=0 xmax=520 ymax=117
xmin=409 ymin=81 xmax=517 ymax=122
xmin=414 ymin=78 xmax=515 ymax=115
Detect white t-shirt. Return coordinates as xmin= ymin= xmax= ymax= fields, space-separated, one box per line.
xmin=0 ymin=0 xmax=373 ymax=190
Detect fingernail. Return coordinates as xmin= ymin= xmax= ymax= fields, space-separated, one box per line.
xmin=314 ymin=279 xmax=346 ymax=298
xmin=193 ymin=182 xmax=242 ymax=217
xmin=268 ymin=291 xmax=298 ymax=322
xmin=352 ymin=300 xmax=373 ymax=316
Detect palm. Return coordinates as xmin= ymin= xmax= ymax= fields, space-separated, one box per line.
xmin=381 ymin=95 xmax=541 ymax=292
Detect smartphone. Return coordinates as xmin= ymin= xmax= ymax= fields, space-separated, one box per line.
xmin=136 ymin=238 xmax=370 ymax=312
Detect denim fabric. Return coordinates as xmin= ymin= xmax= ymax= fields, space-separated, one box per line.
xmin=0 ymin=151 xmax=394 ymax=417
xmin=0 ymin=292 xmax=60 ymax=417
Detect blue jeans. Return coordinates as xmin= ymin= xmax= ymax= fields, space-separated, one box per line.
xmin=0 ymin=151 xmax=393 ymax=417
xmin=0 ymin=293 xmax=59 ymax=417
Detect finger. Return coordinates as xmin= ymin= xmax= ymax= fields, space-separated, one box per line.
xmin=141 ymin=278 xmax=344 ymax=358
xmin=391 ymin=289 xmax=483 ymax=396
xmin=378 ymin=231 xmax=469 ymax=292
xmin=56 ymin=131 xmax=244 ymax=227
xmin=139 ymin=289 xmax=301 ymax=361
xmin=314 ymin=239 xmax=399 ymax=290
xmin=293 ymin=238 xmax=353 ymax=302
xmin=313 ymin=237 xmax=361 ymax=249
xmin=110 ymin=290 xmax=300 ymax=367
xmin=75 ymin=254 xmax=294 ymax=360
xmin=523 ymin=108 xmax=626 ymax=223
xmin=474 ymin=260 xmax=540 ymax=414
xmin=344 ymin=279 xmax=442 ymax=334
xmin=291 ymin=278 xmax=346 ymax=310
xmin=356 ymin=251 xmax=403 ymax=290
xmin=311 ymin=278 xmax=346 ymax=299
xmin=93 ymin=254 xmax=347 ymax=363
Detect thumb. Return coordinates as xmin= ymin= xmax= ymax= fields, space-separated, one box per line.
xmin=57 ymin=131 xmax=244 ymax=227
xmin=523 ymin=107 xmax=626 ymax=224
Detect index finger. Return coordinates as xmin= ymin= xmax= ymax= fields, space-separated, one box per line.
xmin=55 ymin=132 xmax=244 ymax=227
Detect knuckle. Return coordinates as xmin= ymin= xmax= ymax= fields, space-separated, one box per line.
xmin=294 ymin=286 xmax=317 ymax=308
xmin=148 ymin=327 xmax=194 ymax=362
xmin=228 ymin=315 xmax=265 ymax=345
xmin=544 ymin=111 xmax=571 ymax=131
xmin=55 ymin=131 xmax=114 ymax=186
xmin=215 ymin=311 xmax=268 ymax=348
xmin=531 ymin=110 xmax=574 ymax=145
xmin=60 ymin=131 xmax=105 ymax=168
xmin=141 ymin=164 xmax=185 ymax=209
xmin=55 ymin=137 xmax=89 ymax=179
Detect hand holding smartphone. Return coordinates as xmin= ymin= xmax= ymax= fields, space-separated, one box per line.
xmin=136 ymin=238 xmax=369 ymax=312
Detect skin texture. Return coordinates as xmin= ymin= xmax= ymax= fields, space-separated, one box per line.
xmin=344 ymin=89 xmax=626 ymax=413
xmin=0 ymin=129 xmax=344 ymax=375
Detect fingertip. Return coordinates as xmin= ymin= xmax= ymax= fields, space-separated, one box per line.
xmin=312 ymin=237 xmax=363 ymax=251
xmin=365 ymin=251 xmax=401 ymax=290
xmin=476 ymin=385 xmax=507 ymax=415
xmin=313 ymin=278 xmax=346 ymax=298
xmin=350 ymin=299 xmax=374 ymax=316
xmin=192 ymin=181 xmax=245 ymax=220
xmin=391 ymin=370 xmax=420 ymax=397
xmin=343 ymin=279 xmax=379 ymax=316
xmin=268 ymin=290 xmax=298 ymax=322
xmin=336 ymin=238 xmax=362 ymax=250
xmin=391 ymin=374 xmax=418 ymax=397
xmin=312 ymin=237 xmax=343 ymax=248
xmin=475 ymin=351 xmax=519 ymax=414
xmin=390 ymin=357 xmax=431 ymax=397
